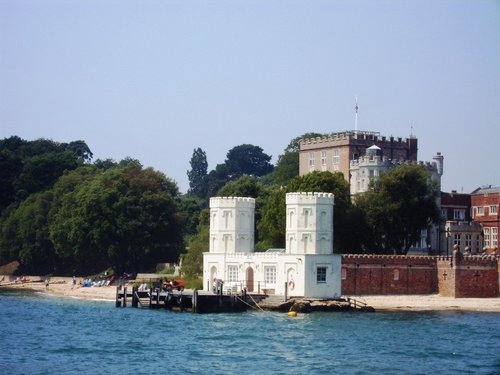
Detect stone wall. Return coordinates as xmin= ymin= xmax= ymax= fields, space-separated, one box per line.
xmin=341 ymin=253 xmax=499 ymax=297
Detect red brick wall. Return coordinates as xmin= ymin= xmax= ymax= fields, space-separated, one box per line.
xmin=454 ymin=255 xmax=499 ymax=297
xmin=341 ymin=255 xmax=437 ymax=295
xmin=342 ymin=254 xmax=499 ymax=297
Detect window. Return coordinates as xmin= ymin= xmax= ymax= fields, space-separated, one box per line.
xmin=316 ymin=266 xmax=327 ymax=283
xmin=484 ymin=227 xmax=490 ymax=248
xmin=477 ymin=206 xmax=484 ymax=216
xmin=492 ymin=227 xmax=498 ymax=248
xmin=321 ymin=151 xmax=327 ymax=165
xmin=341 ymin=268 xmax=347 ymax=280
xmin=332 ymin=149 xmax=340 ymax=165
xmin=454 ymin=234 xmax=461 ymax=247
xmin=453 ymin=209 xmax=465 ymax=220
xmin=490 ymin=205 xmax=497 ymax=215
xmin=228 ymin=265 xmax=238 ymax=282
xmin=264 ymin=266 xmax=276 ymax=285
xmin=394 ymin=269 xmax=399 ymax=281
xmin=309 ymin=152 xmax=315 ymax=168
xmin=465 ymin=234 xmax=472 ymax=248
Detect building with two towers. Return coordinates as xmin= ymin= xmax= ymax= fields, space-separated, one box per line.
xmin=203 ymin=192 xmax=341 ymax=298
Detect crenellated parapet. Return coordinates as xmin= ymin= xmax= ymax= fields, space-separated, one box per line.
xmin=210 ymin=196 xmax=255 ymax=209
xmin=300 ymin=131 xmax=414 ymax=149
xmin=285 ymin=192 xmax=334 ymax=205
xmin=350 ymin=157 xmax=440 ymax=172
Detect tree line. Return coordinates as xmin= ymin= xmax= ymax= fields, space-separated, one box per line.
xmin=0 ymin=135 xmax=440 ymax=277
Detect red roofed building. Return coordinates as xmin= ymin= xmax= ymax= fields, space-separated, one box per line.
xmin=471 ymin=186 xmax=500 ymax=254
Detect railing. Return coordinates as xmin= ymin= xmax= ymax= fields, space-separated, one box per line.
xmin=208 ymin=279 xmax=271 ymax=295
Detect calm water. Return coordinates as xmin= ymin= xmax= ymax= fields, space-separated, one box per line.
xmin=0 ymin=290 xmax=499 ymax=375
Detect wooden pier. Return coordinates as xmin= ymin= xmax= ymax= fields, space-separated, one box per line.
xmin=115 ymin=285 xmax=374 ymax=313
xmin=115 ymin=285 xmax=265 ymax=313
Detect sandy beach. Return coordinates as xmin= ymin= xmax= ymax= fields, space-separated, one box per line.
xmin=1 ymin=277 xmax=500 ymax=312
xmin=0 ymin=277 xmax=117 ymax=301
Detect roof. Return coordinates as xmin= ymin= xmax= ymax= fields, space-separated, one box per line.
xmin=471 ymin=186 xmax=500 ymax=195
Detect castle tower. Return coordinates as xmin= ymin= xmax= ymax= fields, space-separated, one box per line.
xmin=285 ymin=192 xmax=334 ymax=255
xmin=209 ymin=197 xmax=255 ymax=254
xmin=433 ymin=152 xmax=444 ymax=177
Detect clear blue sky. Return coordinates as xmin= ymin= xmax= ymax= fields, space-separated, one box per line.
xmin=1 ymin=0 xmax=499 ymax=193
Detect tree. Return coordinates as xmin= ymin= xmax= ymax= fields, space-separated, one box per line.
xmin=187 ymin=148 xmax=208 ymax=198
xmin=261 ymin=132 xmax=325 ymax=187
xmin=0 ymin=137 xmax=92 ymax=213
xmin=256 ymin=187 xmax=286 ymax=250
xmin=284 ymin=132 xmax=324 ymax=153
xmin=217 ymin=175 xmax=263 ymax=198
xmin=181 ymin=209 xmax=210 ymax=278
xmin=49 ymin=163 xmax=184 ymax=274
xmin=354 ymin=164 xmax=440 ymax=255
xmin=177 ymin=194 xmax=205 ymax=239
xmin=66 ymin=140 xmax=93 ymax=163
xmin=15 ymin=151 xmax=79 ymax=200
xmin=0 ymin=191 xmax=57 ymax=274
xmin=225 ymin=144 xmax=273 ymax=179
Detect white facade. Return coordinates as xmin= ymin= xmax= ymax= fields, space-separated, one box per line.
xmin=349 ymin=147 xmax=444 ymax=196
xmin=203 ymin=193 xmax=342 ymax=299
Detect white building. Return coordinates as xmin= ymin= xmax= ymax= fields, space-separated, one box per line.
xmin=349 ymin=146 xmax=444 ymax=196
xmin=203 ymin=192 xmax=342 ymax=299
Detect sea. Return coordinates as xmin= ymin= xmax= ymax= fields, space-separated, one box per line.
xmin=0 ymin=289 xmax=499 ymax=375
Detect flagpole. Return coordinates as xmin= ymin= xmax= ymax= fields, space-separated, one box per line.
xmin=354 ymin=97 xmax=358 ymax=133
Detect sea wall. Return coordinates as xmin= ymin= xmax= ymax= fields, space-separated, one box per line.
xmin=341 ymin=253 xmax=499 ymax=297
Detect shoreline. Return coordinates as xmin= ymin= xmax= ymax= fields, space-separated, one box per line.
xmin=1 ymin=279 xmax=500 ymax=312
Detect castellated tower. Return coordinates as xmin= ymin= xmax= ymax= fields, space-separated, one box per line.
xmin=209 ymin=197 xmax=255 ymax=254
xmin=432 ymin=152 xmax=444 ymax=177
xmin=285 ymin=192 xmax=334 ymax=255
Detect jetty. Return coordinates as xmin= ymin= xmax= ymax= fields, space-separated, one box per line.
xmin=115 ymin=284 xmax=374 ymax=313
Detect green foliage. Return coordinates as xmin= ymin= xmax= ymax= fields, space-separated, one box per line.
xmin=50 ymin=164 xmax=183 ymax=274
xmin=0 ymin=191 xmax=57 ymax=274
xmin=256 ymin=187 xmax=286 ymax=250
xmin=181 ymin=209 xmax=210 ymax=278
xmin=284 ymin=132 xmax=325 ymax=153
xmin=260 ymin=151 xmax=298 ymax=186
xmin=225 ymin=144 xmax=273 ymax=178
xmin=354 ymin=164 xmax=440 ymax=254
xmin=0 ymin=136 xmax=92 ymax=212
xmin=183 ymin=276 xmax=203 ymax=290
xmin=0 ymin=152 xmax=185 ymax=275
xmin=217 ymin=175 xmax=263 ymax=198
xmin=262 ymin=132 xmax=325 ymax=187
xmin=187 ymin=148 xmax=208 ymax=198
xmin=177 ymin=194 xmax=205 ymax=239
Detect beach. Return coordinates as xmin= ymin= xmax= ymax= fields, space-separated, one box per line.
xmin=1 ymin=277 xmax=500 ymax=312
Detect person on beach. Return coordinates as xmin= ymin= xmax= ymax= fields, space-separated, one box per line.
xmin=72 ymin=276 xmax=76 ymax=289
xmin=45 ymin=278 xmax=49 ymax=290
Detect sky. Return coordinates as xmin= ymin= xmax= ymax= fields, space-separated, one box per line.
xmin=1 ymin=0 xmax=499 ymax=194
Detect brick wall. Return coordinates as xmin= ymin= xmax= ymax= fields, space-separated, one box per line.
xmin=341 ymin=255 xmax=437 ymax=295
xmin=342 ymin=253 xmax=499 ymax=297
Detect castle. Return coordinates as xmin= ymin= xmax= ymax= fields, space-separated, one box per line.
xmin=203 ymin=192 xmax=341 ymax=298
xmin=299 ymin=130 xmax=418 ymax=184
